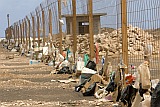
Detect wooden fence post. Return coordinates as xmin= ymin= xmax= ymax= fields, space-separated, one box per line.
xmin=88 ymin=0 xmax=94 ymax=60
xmin=121 ymin=0 xmax=128 ymax=73
xmin=36 ymin=10 xmax=40 ymax=47
xmin=58 ymin=0 xmax=63 ymax=54
xmin=26 ymin=16 xmax=31 ymax=50
xmin=25 ymin=19 xmax=28 ymax=51
xmin=19 ymin=20 xmax=23 ymax=44
xmin=72 ymin=0 xmax=77 ymax=62
xmin=31 ymin=14 xmax=36 ymax=46
xmin=49 ymin=9 xmax=53 ymax=48
xmin=40 ymin=4 xmax=46 ymax=47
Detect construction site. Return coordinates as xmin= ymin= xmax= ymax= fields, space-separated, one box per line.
xmin=1 ymin=0 xmax=160 ymax=107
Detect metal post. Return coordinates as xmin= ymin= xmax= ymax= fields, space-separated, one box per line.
xmin=121 ymin=0 xmax=128 ymax=73
xmin=88 ymin=0 xmax=94 ymax=60
xmin=40 ymin=4 xmax=46 ymax=47
xmin=58 ymin=0 xmax=63 ymax=54
xmin=72 ymin=0 xmax=77 ymax=62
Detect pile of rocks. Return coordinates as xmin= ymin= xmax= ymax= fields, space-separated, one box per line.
xmin=64 ymin=34 xmax=90 ymax=54
xmin=64 ymin=25 xmax=159 ymax=56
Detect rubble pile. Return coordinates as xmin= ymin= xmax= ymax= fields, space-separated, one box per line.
xmin=65 ymin=34 xmax=90 ymax=54
xmin=65 ymin=25 xmax=159 ymax=56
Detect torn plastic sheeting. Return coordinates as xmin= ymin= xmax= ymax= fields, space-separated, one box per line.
xmin=77 ymin=61 xmax=85 ymax=71
xmin=80 ymin=67 xmax=97 ymax=84
xmin=59 ymin=60 xmax=70 ymax=68
xmin=81 ymin=67 xmax=97 ymax=74
xmin=11 ymin=48 xmax=17 ymax=52
xmin=58 ymin=54 xmax=64 ymax=62
xmin=43 ymin=47 xmax=48 ymax=55
xmin=151 ymin=79 xmax=159 ymax=89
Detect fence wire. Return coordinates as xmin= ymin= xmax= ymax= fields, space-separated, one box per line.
xmin=10 ymin=0 xmax=160 ymax=79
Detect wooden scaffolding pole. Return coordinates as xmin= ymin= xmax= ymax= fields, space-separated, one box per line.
xmin=58 ymin=0 xmax=63 ymax=54
xmin=88 ymin=0 xmax=94 ymax=59
xmin=121 ymin=0 xmax=128 ymax=73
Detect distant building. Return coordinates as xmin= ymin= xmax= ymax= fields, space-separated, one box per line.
xmin=62 ymin=13 xmax=107 ymax=35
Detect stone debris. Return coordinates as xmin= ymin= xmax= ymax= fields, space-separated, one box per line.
xmin=65 ymin=25 xmax=159 ymax=56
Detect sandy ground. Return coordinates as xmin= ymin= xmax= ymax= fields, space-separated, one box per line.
xmin=0 ymin=44 xmax=113 ymax=107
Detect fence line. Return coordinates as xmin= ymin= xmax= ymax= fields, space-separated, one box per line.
xmin=5 ymin=0 xmax=160 ymax=79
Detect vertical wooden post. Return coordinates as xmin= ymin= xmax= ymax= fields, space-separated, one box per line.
xmin=15 ymin=24 xmax=17 ymax=43
xmin=15 ymin=23 xmax=18 ymax=44
xmin=10 ymin=27 xmax=12 ymax=41
xmin=31 ymin=15 xmax=36 ymax=46
xmin=88 ymin=0 xmax=94 ymax=59
xmin=72 ymin=0 xmax=77 ymax=62
xmin=13 ymin=24 xmax=16 ymax=43
xmin=36 ymin=11 xmax=40 ymax=48
xmin=58 ymin=0 xmax=63 ymax=54
xmin=121 ymin=0 xmax=128 ymax=73
xmin=7 ymin=14 xmax=10 ymax=28
xmin=7 ymin=14 xmax=10 ymax=44
xmin=22 ymin=19 xmax=25 ymax=44
xmin=19 ymin=20 xmax=23 ymax=44
xmin=25 ymin=19 xmax=28 ymax=51
xmin=49 ymin=9 xmax=53 ymax=48
xmin=14 ymin=24 xmax=16 ymax=43
xmin=5 ymin=29 xmax=7 ymax=40
xmin=26 ymin=16 xmax=31 ymax=50
xmin=17 ymin=23 xmax=20 ymax=45
xmin=40 ymin=4 xmax=46 ymax=47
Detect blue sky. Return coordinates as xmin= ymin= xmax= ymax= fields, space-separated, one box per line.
xmin=0 ymin=0 xmax=44 ymax=37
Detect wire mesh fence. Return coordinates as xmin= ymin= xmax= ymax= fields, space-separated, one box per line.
xmin=127 ymin=0 xmax=160 ymax=79
xmin=8 ymin=0 xmax=160 ymax=79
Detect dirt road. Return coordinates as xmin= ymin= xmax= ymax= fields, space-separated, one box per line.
xmin=0 ymin=44 xmax=112 ymax=107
